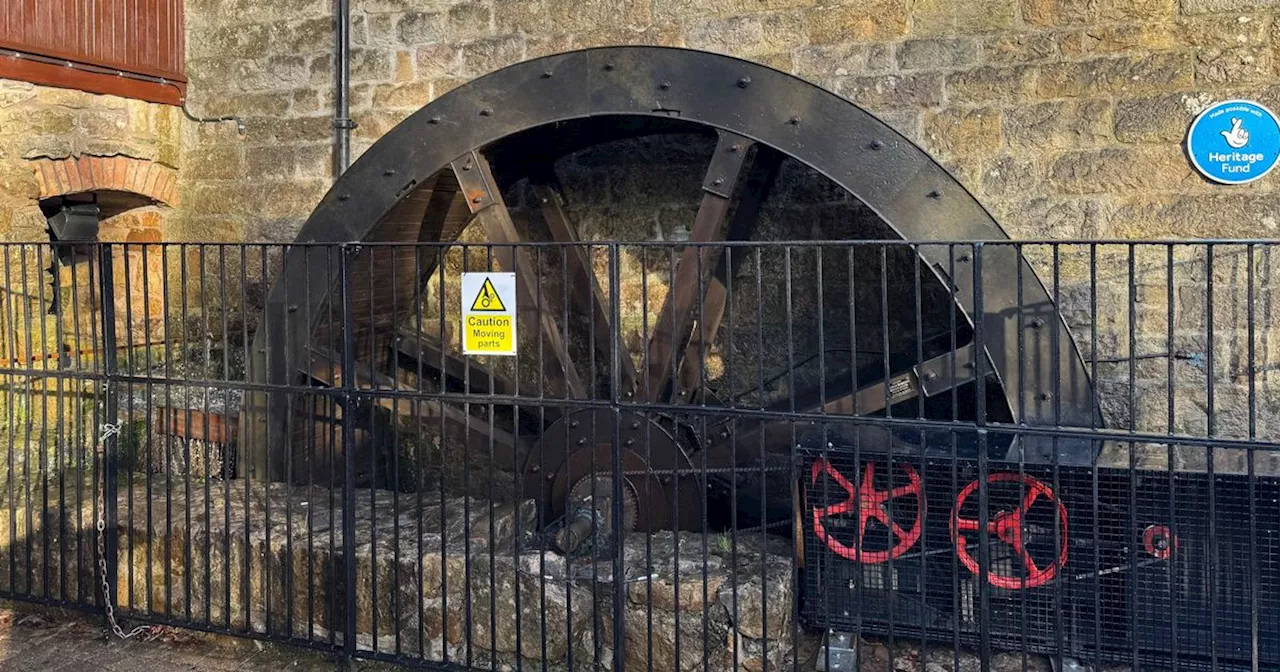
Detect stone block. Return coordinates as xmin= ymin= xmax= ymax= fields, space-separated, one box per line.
xmin=945 ymin=65 xmax=1036 ymax=105
xmin=1046 ymin=147 xmax=1194 ymax=195
xmin=897 ymin=37 xmax=979 ymax=71
xmin=716 ymin=554 xmax=792 ymax=640
xmin=234 ymin=56 xmax=309 ymax=92
xmin=1036 ymin=53 xmax=1194 ymax=98
xmin=569 ymin=25 xmax=686 ymax=51
xmin=246 ymin=146 xmax=297 ymax=180
xmin=416 ymin=44 xmax=464 ymax=78
xmin=1062 ymin=24 xmax=1180 ymax=56
xmin=982 ymin=31 xmax=1064 ymax=64
xmin=837 ymin=73 xmax=945 ymax=110
xmin=459 ymin=36 xmax=527 ymax=77
xmin=394 ymin=50 xmax=415 ymax=82
xmin=804 ymin=0 xmax=909 ymax=44
xmin=187 ymin=145 xmax=246 ymax=181
xmin=355 ymin=12 xmax=399 ymax=49
xmin=1004 ymin=99 xmax=1113 ymax=150
xmin=980 ymin=153 xmax=1040 ymax=200
xmin=995 ymin=196 xmax=1106 ymax=239
xmin=1180 ymin=0 xmax=1277 ymax=14
xmin=1109 ymin=194 xmax=1280 ymax=239
xmin=687 ymin=12 xmax=807 ymax=56
xmin=1176 ymin=13 xmax=1271 ymax=47
xmin=921 ymin=107 xmax=1004 ymax=157
xmin=1099 ymin=0 xmax=1176 ymax=20
xmin=280 ymin=16 xmax=335 ymax=55
xmin=354 ymin=110 xmax=414 ymax=140
xmin=291 ymin=89 xmax=323 ymax=114
xmin=1195 ymin=47 xmax=1271 ymax=85
xmin=351 ymin=48 xmax=394 ymax=83
xmin=651 ymin=0 xmax=816 ymax=22
xmin=372 ymin=81 xmax=434 ymax=109
xmin=911 ymin=0 xmax=1019 ymax=36
xmin=398 ymin=12 xmax=448 ymax=44
xmin=444 ymin=1 xmax=495 ymax=41
xmin=544 ymin=0 xmax=653 ymax=33
xmin=1021 ymin=0 xmax=1098 ymax=26
xmin=1114 ymin=93 xmax=1198 ymax=143
xmin=793 ymin=43 xmax=887 ymax=82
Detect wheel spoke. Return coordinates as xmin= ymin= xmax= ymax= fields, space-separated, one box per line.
xmin=307 ymin=345 xmax=524 ymax=459
xmin=677 ymin=147 xmax=783 ymax=396
xmin=643 ymin=131 xmax=754 ymax=403
xmin=1021 ymin=483 xmax=1043 ymax=512
xmin=1019 ymin=547 xmax=1041 ymax=575
xmin=452 ymin=150 xmax=586 ymax=399
xmin=531 ymin=175 xmax=639 ymax=396
xmin=954 ymin=517 xmax=980 ymax=532
xmin=390 ymin=326 xmax=519 ymax=396
xmin=888 ymin=518 xmax=911 ymax=541
xmin=889 ymin=483 xmax=918 ymax=499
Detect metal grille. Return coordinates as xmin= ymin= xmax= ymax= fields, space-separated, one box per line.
xmin=0 ymin=239 xmax=1276 ymax=672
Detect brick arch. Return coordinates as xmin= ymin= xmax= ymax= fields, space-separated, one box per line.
xmin=30 ymin=155 xmax=180 ymax=207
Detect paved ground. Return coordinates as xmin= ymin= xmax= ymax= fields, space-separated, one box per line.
xmin=0 ymin=601 xmax=397 ymax=672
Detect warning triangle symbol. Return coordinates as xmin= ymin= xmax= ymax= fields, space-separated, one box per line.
xmin=469 ymin=278 xmax=507 ymax=312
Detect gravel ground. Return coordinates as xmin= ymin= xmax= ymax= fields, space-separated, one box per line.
xmin=0 ymin=602 xmax=398 ymax=672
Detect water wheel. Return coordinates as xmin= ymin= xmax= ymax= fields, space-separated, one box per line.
xmin=239 ymin=47 xmax=1100 ymax=546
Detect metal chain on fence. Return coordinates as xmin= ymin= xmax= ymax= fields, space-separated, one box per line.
xmin=94 ymin=420 xmax=152 ymax=640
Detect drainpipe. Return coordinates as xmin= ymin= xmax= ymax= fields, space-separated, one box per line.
xmin=333 ymin=0 xmax=353 ymax=179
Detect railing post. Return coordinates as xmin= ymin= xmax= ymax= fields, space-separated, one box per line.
xmin=339 ymin=244 xmax=358 ymax=663
xmin=97 ymin=243 xmax=120 ymax=615
xmin=608 ymin=242 xmax=626 ymax=672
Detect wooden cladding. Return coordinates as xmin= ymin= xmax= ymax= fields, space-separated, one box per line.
xmin=0 ymin=1 xmax=185 ymax=105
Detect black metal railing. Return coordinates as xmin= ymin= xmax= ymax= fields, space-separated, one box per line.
xmin=0 ymin=239 xmax=1276 ymax=672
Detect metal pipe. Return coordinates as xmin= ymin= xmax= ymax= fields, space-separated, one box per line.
xmin=333 ymin=0 xmax=353 ymax=179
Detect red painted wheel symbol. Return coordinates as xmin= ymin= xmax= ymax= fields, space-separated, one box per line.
xmin=810 ymin=459 xmax=925 ymax=564
xmin=950 ymin=473 xmax=1068 ymax=590
xmin=1143 ymin=525 xmax=1176 ymax=560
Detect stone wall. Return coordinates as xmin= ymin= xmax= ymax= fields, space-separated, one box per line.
xmin=174 ymin=0 xmax=1280 ymax=453
xmin=180 ymin=0 xmax=1280 ymax=242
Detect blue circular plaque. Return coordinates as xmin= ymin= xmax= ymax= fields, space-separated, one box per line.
xmin=1187 ymin=99 xmax=1280 ymax=185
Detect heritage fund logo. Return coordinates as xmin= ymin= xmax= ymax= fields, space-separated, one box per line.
xmin=1187 ymin=99 xmax=1280 ymax=185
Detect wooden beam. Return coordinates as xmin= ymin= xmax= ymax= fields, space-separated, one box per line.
xmin=452 ymin=151 xmax=586 ymax=400
xmin=531 ymin=177 xmax=639 ymax=396
xmin=643 ymin=131 xmax=753 ymax=402
xmin=678 ymin=147 xmax=784 ymax=396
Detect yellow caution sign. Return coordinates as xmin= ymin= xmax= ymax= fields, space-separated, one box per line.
xmin=469 ymin=277 xmax=508 ymax=312
xmin=461 ymin=273 xmax=517 ymax=356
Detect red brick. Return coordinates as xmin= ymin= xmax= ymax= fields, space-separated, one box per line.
xmin=143 ymin=165 xmax=162 ymax=199
xmin=76 ymin=158 xmax=94 ymax=193
xmin=89 ymin=156 xmax=106 ymax=192
xmin=33 ymin=161 xmax=53 ymax=197
xmin=104 ymin=156 xmax=122 ymax=191
xmin=155 ymin=171 xmax=175 ymax=205
xmin=123 ymin=159 xmax=140 ymax=194
xmin=58 ymin=159 xmax=79 ymax=194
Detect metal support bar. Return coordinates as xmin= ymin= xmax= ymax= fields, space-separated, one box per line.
xmin=333 ymin=0 xmax=352 ymax=178
xmin=97 ymin=243 xmax=120 ymax=618
xmin=339 ymin=245 xmax=358 ymax=660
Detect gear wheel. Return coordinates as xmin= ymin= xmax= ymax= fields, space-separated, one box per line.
xmin=556 ymin=473 xmax=640 ymax=555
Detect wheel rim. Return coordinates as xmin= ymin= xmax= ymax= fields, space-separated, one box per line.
xmin=239 ymin=47 xmax=1101 ymax=533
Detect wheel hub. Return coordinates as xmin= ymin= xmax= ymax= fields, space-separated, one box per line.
xmin=524 ymin=409 xmax=705 ymax=535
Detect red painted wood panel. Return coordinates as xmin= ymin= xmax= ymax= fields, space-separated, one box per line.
xmin=0 ymin=0 xmax=185 ymax=97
